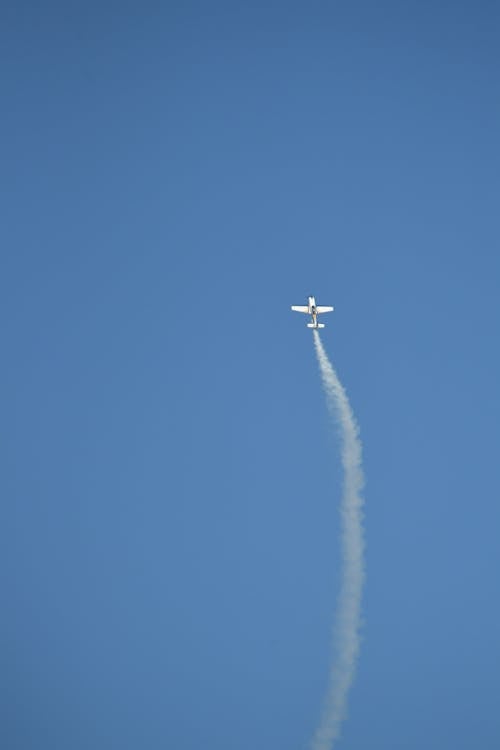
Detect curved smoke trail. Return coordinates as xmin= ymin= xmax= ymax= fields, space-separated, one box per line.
xmin=311 ymin=331 xmax=365 ymax=750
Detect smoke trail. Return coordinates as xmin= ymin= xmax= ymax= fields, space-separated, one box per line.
xmin=311 ymin=330 xmax=365 ymax=750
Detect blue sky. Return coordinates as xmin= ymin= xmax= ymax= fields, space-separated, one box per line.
xmin=2 ymin=2 xmax=499 ymax=748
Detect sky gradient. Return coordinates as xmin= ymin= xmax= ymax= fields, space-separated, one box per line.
xmin=2 ymin=2 xmax=500 ymax=749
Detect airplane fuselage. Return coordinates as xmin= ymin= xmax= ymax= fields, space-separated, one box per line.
xmin=307 ymin=296 xmax=318 ymax=326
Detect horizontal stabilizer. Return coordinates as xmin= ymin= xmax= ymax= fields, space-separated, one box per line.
xmin=307 ymin=323 xmax=325 ymax=329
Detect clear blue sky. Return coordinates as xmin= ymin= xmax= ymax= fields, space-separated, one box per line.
xmin=2 ymin=2 xmax=499 ymax=748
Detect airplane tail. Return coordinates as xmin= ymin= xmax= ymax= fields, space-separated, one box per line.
xmin=308 ymin=323 xmax=325 ymax=329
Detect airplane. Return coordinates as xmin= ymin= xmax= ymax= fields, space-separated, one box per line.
xmin=291 ymin=295 xmax=334 ymax=329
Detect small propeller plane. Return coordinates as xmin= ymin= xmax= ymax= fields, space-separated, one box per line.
xmin=291 ymin=295 xmax=334 ymax=329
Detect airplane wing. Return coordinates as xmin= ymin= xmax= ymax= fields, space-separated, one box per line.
xmin=291 ymin=306 xmax=309 ymax=313
xmin=316 ymin=306 xmax=334 ymax=314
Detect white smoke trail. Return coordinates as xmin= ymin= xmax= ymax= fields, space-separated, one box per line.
xmin=311 ymin=330 xmax=365 ymax=750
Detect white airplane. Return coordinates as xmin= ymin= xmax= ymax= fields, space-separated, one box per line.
xmin=291 ymin=295 xmax=334 ymax=329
